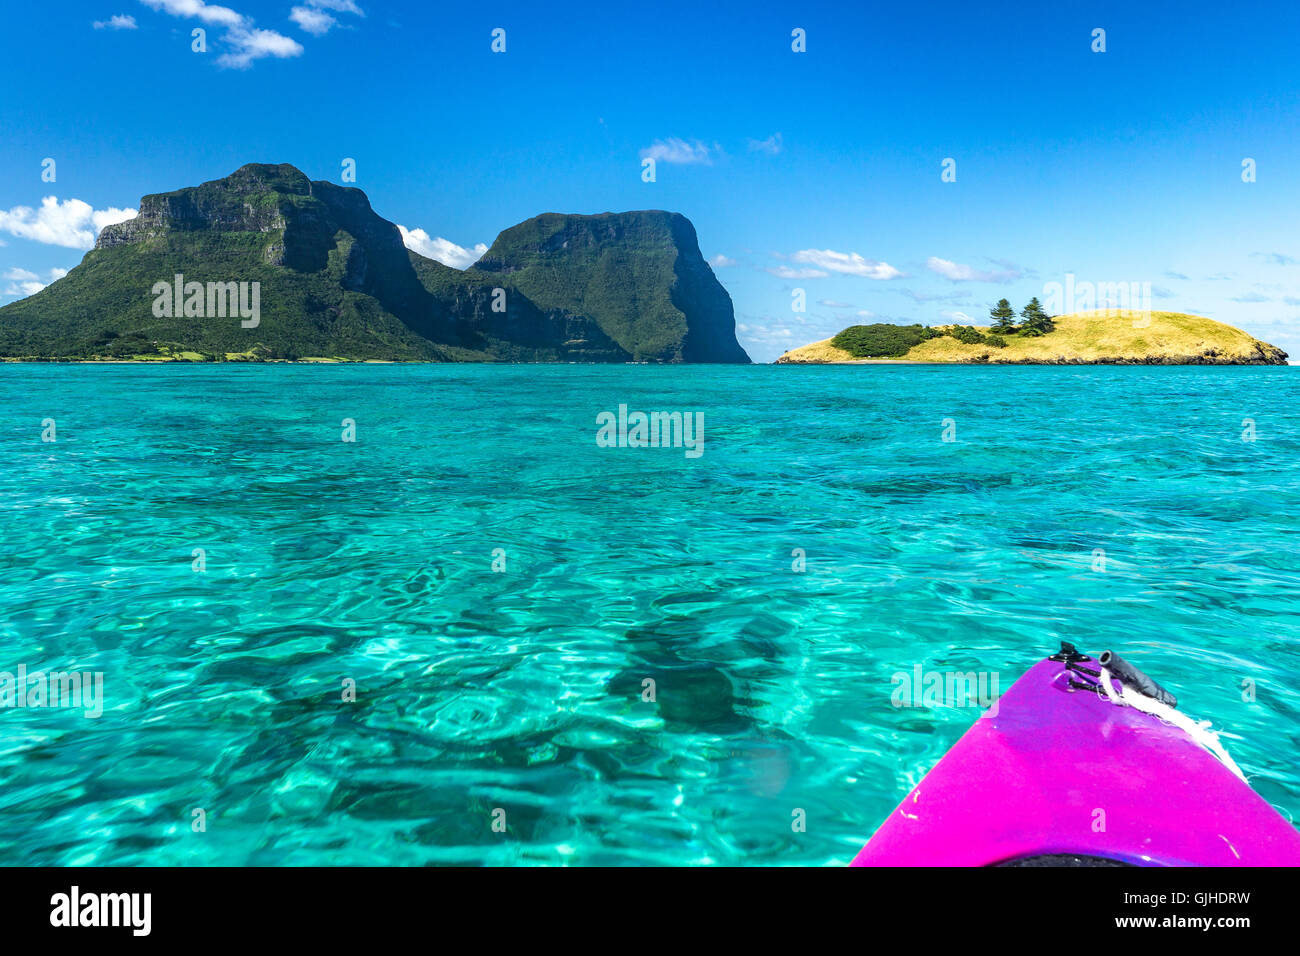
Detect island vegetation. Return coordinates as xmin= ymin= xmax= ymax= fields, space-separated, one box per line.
xmin=782 ymin=305 xmax=1287 ymax=365
xmin=827 ymin=298 xmax=1061 ymax=359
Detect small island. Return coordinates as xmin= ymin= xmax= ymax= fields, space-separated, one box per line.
xmin=777 ymin=299 xmax=1288 ymax=365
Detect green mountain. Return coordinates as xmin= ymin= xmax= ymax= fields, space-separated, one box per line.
xmin=451 ymin=212 xmax=749 ymax=363
xmin=0 ymin=163 xmax=750 ymax=363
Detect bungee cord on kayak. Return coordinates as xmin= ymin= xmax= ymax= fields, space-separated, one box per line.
xmin=1054 ymin=642 xmax=1246 ymax=783
xmin=1096 ymin=660 xmax=1247 ymax=784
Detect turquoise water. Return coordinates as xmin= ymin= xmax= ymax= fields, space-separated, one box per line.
xmin=1 ymin=363 xmax=1298 ymax=865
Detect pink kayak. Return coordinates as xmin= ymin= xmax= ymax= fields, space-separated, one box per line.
xmin=854 ymin=644 xmax=1300 ymax=866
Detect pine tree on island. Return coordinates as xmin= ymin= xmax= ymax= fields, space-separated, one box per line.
xmin=1018 ymin=297 xmax=1054 ymax=336
xmin=989 ymin=298 xmax=1017 ymax=332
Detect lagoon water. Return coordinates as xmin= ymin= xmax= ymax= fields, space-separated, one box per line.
xmin=1 ymin=363 xmax=1298 ymax=865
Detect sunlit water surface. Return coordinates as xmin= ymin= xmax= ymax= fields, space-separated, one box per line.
xmin=1 ymin=363 xmax=1297 ymax=865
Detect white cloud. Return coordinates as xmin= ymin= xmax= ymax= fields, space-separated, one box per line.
xmin=289 ymin=0 xmax=363 ymax=36
xmin=290 ymin=6 xmax=335 ymax=35
xmin=140 ymin=0 xmax=305 ymax=68
xmin=308 ymin=0 xmax=362 ymax=12
xmin=93 ymin=207 xmax=137 ymax=233
xmin=398 ymin=226 xmax=486 ymax=269
xmin=708 ymin=254 xmax=736 ymax=268
xmin=926 ymin=256 xmax=1019 ymax=282
xmin=738 ymin=321 xmax=794 ymax=340
xmin=899 ymin=288 xmax=969 ymax=304
xmin=640 ymin=138 xmax=713 ymax=165
xmin=1251 ymin=252 xmax=1297 ymax=265
xmin=219 ymin=27 xmax=305 ymax=67
xmin=0 ymin=266 xmax=73 ymax=299
xmin=766 ymin=265 xmax=828 ymax=279
xmin=141 ymin=0 xmax=244 ymax=28
xmin=94 ymin=14 xmax=138 ymax=29
xmin=940 ymin=310 xmax=973 ymax=323
xmin=792 ymin=249 xmax=901 ymax=280
xmin=0 ymin=197 xmax=137 ymax=249
xmin=748 ymin=133 xmax=783 ymax=155
xmin=818 ymin=300 xmax=854 ymax=308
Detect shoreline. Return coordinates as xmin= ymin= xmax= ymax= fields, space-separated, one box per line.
xmin=0 ymin=357 xmax=1295 ymax=367
xmin=775 ymin=357 xmax=1292 ymax=366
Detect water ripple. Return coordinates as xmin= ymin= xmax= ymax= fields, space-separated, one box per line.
xmin=0 ymin=363 xmax=1297 ymax=865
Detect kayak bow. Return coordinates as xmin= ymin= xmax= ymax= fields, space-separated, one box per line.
xmin=853 ymin=644 xmax=1300 ymax=866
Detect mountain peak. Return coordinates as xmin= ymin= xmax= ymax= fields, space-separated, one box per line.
xmin=222 ymin=162 xmax=313 ymax=195
xmin=465 ymin=208 xmax=747 ymax=363
xmin=2 ymin=164 xmax=750 ymax=363
xmin=94 ymin=162 xmax=378 ymax=253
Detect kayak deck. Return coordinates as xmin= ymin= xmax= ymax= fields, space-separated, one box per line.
xmin=853 ymin=656 xmax=1300 ymax=866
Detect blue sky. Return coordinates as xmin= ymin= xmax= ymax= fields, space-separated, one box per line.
xmin=2 ymin=0 xmax=1300 ymax=361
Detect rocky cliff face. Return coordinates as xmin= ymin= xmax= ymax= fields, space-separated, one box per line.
xmin=410 ymin=254 xmax=633 ymax=362
xmin=95 ymin=164 xmax=303 ymax=247
xmin=454 ymin=211 xmax=749 ymax=363
xmin=1 ymin=163 xmax=750 ymax=363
